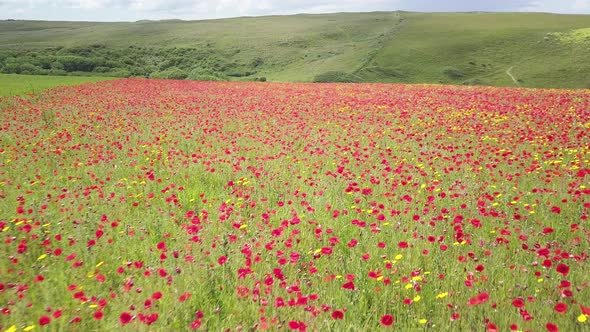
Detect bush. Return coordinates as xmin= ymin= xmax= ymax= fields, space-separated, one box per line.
xmin=93 ymin=66 xmax=111 ymax=73
xmin=313 ymin=71 xmax=360 ymax=83
xmin=51 ymin=61 xmax=64 ymax=71
xmin=46 ymin=69 xmax=67 ymax=76
xmin=252 ymin=57 xmax=264 ymax=67
xmin=18 ymin=63 xmax=44 ymax=75
xmin=442 ymin=67 xmax=465 ymax=79
xmin=355 ymin=66 xmax=406 ymax=80
xmin=226 ymin=70 xmax=255 ymax=78
xmin=187 ymin=68 xmax=225 ymax=81
xmin=57 ymin=56 xmax=99 ymax=72
xmin=109 ymin=69 xmax=132 ymax=78
xmin=1 ymin=62 xmax=43 ymax=75
xmin=462 ymin=78 xmax=486 ymax=86
xmin=149 ymin=67 xmax=188 ymax=80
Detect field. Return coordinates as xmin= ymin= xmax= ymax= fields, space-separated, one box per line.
xmin=0 ymin=79 xmax=589 ymax=331
xmin=2 ymin=12 xmax=590 ymax=88
xmin=0 ymin=74 xmax=112 ymax=96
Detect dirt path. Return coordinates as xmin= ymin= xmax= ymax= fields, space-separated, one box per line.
xmin=506 ymin=66 xmax=520 ymax=86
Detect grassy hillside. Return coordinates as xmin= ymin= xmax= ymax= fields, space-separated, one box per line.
xmin=1 ymin=12 xmax=589 ymax=88
xmin=364 ymin=12 xmax=590 ymax=88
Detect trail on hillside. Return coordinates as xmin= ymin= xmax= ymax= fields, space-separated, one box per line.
xmin=352 ymin=12 xmax=406 ymax=77
xmin=506 ymin=66 xmax=520 ymax=86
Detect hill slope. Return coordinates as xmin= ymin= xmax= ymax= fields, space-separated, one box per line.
xmin=1 ymin=12 xmax=589 ymax=88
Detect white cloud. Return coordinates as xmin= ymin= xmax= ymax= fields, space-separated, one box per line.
xmin=518 ymin=0 xmax=588 ymax=13
xmin=574 ymin=0 xmax=590 ymax=11
xmin=1 ymin=0 xmax=589 ymax=21
xmin=64 ymin=0 xmax=117 ymax=9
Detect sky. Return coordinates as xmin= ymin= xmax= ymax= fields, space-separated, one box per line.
xmin=1 ymin=0 xmax=589 ymax=22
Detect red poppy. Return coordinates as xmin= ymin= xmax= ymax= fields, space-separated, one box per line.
xmin=120 ymin=312 xmax=133 ymax=325
xmin=218 ymin=255 xmax=228 ymax=265
xmin=556 ymin=263 xmax=569 ymax=277
xmin=512 ymin=297 xmax=525 ymax=308
xmin=39 ymin=315 xmax=51 ymax=326
xmin=380 ymin=314 xmax=394 ymax=326
xmin=332 ymin=310 xmax=344 ymax=320
xmin=486 ymin=323 xmax=498 ymax=332
xmin=288 ymin=320 xmax=305 ymax=330
xmin=179 ymin=292 xmax=192 ymax=302
xmin=190 ymin=319 xmax=202 ymax=329
xmin=342 ymin=281 xmax=355 ymax=290
xmin=93 ymin=311 xmax=104 ymax=320
xmin=554 ymin=302 xmax=567 ymax=313
xmin=546 ymin=322 xmax=558 ymax=332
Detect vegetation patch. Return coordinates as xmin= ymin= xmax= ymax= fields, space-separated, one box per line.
xmin=550 ymin=27 xmax=590 ymax=43
xmin=441 ymin=66 xmax=465 ymax=79
xmin=313 ymin=71 xmax=360 ymax=83
xmin=149 ymin=67 xmax=188 ymax=80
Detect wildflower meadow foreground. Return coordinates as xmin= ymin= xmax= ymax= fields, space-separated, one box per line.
xmin=1 ymin=79 xmax=589 ymax=331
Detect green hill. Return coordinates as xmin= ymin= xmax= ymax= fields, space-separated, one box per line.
xmin=1 ymin=11 xmax=589 ymax=88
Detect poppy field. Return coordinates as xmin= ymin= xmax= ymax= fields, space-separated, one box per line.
xmin=1 ymin=79 xmax=589 ymax=331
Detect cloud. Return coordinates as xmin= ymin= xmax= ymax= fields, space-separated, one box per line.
xmin=1 ymin=0 xmax=589 ymax=21
xmin=574 ymin=0 xmax=590 ymax=10
xmin=517 ymin=0 xmax=589 ymax=13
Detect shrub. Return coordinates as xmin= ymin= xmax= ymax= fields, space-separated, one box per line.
xmin=149 ymin=67 xmax=188 ymax=80
xmin=442 ymin=67 xmax=465 ymax=79
xmin=1 ymin=62 xmax=42 ymax=75
xmin=109 ymin=69 xmax=132 ymax=78
xmin=313 ymin=71 xmax=360 ymax=83
xmin=187 ymin=68 xmax=225 ymax=81
xmin=46 ymin=69 xmax=67 ymax=76
xmin=56 ymin=56 xmax=99 ymax=72
xmin=462 ymin=78 xmax=486 ymax=86
xmin=226 ymin=70 xmax=255 ymax=78
xmin=252 ymin=57 xmax=264 ymax=67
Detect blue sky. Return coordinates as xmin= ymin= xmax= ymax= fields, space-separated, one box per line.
xmin=1 ymin=0 xmax=589 ymax=22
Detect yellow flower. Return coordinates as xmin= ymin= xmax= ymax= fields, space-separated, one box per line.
xmin=578 ymin=314 xmax=588 ymax=323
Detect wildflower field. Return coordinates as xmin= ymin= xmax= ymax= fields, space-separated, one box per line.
xmin=0 ymin=79 xmax=589 ymax=331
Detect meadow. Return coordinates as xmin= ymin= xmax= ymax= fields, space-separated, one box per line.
xmin=0 ymin=74 xmax=112 ymax=97
xmin=0 ymin=79 xmax=589 ymax=331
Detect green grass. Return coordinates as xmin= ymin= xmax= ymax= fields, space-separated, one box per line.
xmin=0 ymin=73 xmax=113 ymax=96
xmin=1 ymin=11 xmax=590 ymax=88
xmin=366 ymin=12 xmax=590 ymax=88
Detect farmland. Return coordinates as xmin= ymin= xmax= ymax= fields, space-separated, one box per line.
xmin=0 ymin=79 xmax=589 ymax=331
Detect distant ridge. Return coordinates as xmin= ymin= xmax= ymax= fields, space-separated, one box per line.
xmin=1 ymin=11 xmax=589 ymax=88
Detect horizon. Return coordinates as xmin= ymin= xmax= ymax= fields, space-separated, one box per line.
xmin=2 ymin=10 xmax=590 ymax=24
xmin=1 ymin=0 xmax=589 ymax=22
